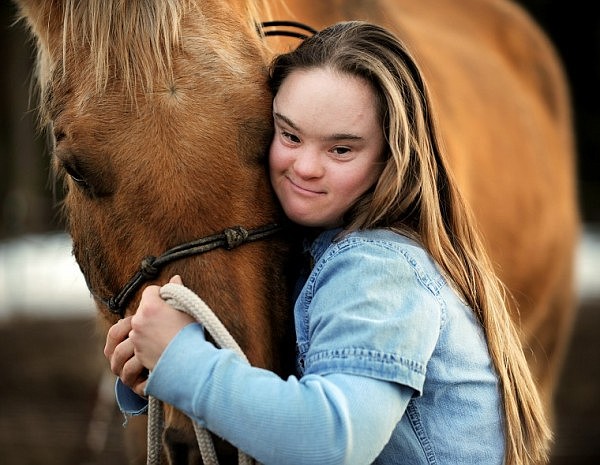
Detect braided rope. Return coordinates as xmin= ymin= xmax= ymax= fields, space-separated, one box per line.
xmin=145 ymin=283 xmax=256 ymax=465
xmin=147 ymin=396 xmax=165 ymax=464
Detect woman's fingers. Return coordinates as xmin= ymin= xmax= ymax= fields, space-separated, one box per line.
xmin=121 ymin=353 xmax=148 ymax=393
xmin=104 ymin=316 xmax=132 ymax=360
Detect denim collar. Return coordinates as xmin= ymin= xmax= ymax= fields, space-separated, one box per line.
xmin=307 ymin=228 xmax=344 ymax=263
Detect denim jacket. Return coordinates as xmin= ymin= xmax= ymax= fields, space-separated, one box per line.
xmin=117 ymin=228 xmax=504 ymax=464
xmin=296 ymin=228 xmax=504 ymax=464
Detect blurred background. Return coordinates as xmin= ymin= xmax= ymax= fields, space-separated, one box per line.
xmin=0 ymin=1 xmax=598 ymax=464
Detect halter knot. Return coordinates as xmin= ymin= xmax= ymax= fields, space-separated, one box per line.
xmin=224 ymin=226 xmax=249 ymax=249
xmin=140 ymin=255 xmax=159 ymax=279
xmin=107 ymin=296 xmax=120 ymax=312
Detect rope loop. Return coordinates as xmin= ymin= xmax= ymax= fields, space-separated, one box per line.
xmin=140 ymin=256 xmax=159 ymax=279
xmin=224 ymin=227 xmax=249 ymax=250
xmin=145 ymin=283 xmax=256 ymax=465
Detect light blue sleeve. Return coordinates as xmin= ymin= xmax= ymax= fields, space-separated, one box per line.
xmin=146 ymin=323 xmax=414 ymax=465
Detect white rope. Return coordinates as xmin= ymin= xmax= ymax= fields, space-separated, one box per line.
xmin=145 ymin=282 xmax=256 ymax=465
xmin=147 ymin=396 xmax=165 ymax=464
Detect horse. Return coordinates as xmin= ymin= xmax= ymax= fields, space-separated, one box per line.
xmin=14 ymin=0 xmax=579 ymax=463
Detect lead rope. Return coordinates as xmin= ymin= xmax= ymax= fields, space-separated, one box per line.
xmin=146 ymin=283 xmax=257 ymax=465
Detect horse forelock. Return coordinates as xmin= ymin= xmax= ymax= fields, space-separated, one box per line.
xmin=60 ymin=0 xmax=190 ymax=95
xmin=24 ymin=0 xmax=278 ymax=111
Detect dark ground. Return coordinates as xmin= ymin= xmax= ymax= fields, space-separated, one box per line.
xmin=1 ymin=299 xmax=599 ymax=465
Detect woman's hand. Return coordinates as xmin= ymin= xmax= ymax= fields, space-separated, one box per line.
xmin=129 ymin=275 xmax=195 ymax=371
xmin=104 ymin=275 xmax=194 ymax=396
xmin=104 ymin=316 xmax=148 ymax=396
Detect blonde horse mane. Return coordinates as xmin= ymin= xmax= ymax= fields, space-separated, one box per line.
xmin=38 ymin=0 xmax=275 ymax=97
xmin=62 ymin=0 xmax=189 ymax=93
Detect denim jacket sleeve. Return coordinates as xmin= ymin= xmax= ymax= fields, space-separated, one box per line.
xmin=145 ymin=322 xmax=414 ymax=465
xmin=296 ymin=231 xmax=444 ymax=394
xmin=115 ymin=378 xmax=148 ymax=416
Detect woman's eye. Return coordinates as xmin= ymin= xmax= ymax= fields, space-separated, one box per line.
xmin=332 ymin=146 xmax=351 ymax=156
xmin=282 ymin=131 xmax=300 ymax=144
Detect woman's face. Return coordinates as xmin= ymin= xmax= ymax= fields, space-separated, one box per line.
xmin=269 ymin=67 xmax=386 ymax=229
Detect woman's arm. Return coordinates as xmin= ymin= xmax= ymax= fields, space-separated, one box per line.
xmin=147 ymin=323 xmax=413 ymax=465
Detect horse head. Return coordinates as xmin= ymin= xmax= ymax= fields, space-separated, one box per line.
xmin=14 ymin=0 xmax=294 ymax=462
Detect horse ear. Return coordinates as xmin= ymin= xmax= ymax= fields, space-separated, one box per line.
xmin=13 ymin=0 xmax=66 ymax=54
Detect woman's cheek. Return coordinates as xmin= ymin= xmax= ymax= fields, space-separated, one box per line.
xmin=269 ymin=141 xmax=289 ymax=176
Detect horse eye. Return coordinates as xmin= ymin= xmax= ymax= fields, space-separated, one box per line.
xmin=53 ymin=146 xmax=115 ymax=197
xmin=62 ymin=161 xmax=90 ymax=189
xmin=65 ymin=167 xmax=90 ymax=189
xmin=54 ymin=131 xmax=66 ymax=144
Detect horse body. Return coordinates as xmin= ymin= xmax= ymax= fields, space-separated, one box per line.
xmin=15 ymin=0 xmax=578 ymax=463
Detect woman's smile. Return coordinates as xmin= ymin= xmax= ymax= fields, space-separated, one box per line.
xmin=285 ymin=175 xmax=325 ymax=196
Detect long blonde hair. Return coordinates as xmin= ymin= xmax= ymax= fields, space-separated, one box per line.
xmin=270 ymin=21 xmax=551 ymax=464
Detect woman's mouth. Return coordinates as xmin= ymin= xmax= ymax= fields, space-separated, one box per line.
xmin=286 ymin=176 xmax=324 ymax=196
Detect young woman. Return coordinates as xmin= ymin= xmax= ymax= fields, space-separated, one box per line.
xmin=106 ymin=21 xmax=551 ymax=464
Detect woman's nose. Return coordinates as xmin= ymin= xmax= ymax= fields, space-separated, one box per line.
xmin=293 ymin=147 xmax=324 ymax=179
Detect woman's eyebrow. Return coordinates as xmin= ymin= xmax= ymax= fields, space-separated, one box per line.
xmin=273 ymin=112 xmax=299 ymax=130
xmin=274 ymin=112 xmax=363 ymax=141
xmin=327 ymin=132 xmax=363 ymax=141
